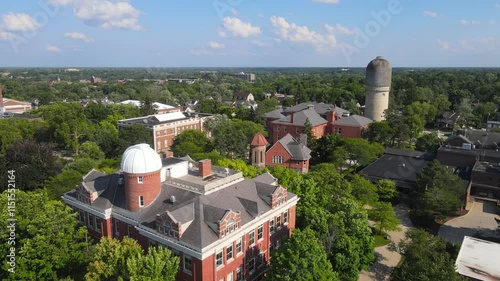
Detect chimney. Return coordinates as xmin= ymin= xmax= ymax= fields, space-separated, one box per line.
xmin=163 ymin=151 xmax=174 ymax=158
xmin=290 ymin=112 xmax=294 ymax=124
xmin=198 ymin=159 xmax=212 ymax=178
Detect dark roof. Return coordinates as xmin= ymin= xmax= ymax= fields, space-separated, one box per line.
xmin=284 ymin=102 xmax=348 ymax=116
xmin=384 ymin=148 xmax=435 ymax=160
xmin=265 ymin=108 xmax=285 ymax=119
xmin=276 ymin=134 xmax=311 ymax=160
xmin=333 ymin=114 xmax=372 ymax=127
xmin=439 ymin=111 xmax=460 ymax=121
xmin=360 ymin=154 xmax=431 ymax=186
xmin=253 ymin=172 xmax=277 ymax=185
xmin=272 ymin=109 xmax=327 ymax=127
xmin=234 ymin=92 xmax=251 ymax=100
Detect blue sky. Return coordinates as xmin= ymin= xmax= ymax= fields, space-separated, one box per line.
xmin=0 ymin=0 xmax=499 ymax=67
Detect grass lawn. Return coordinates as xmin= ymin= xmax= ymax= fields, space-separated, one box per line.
xmin=374 ymin=234 xmax=390 ymax=247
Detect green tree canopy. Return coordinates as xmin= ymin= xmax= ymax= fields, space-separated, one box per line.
xmin=368 ymin=202 xmax=401 ymax=232
xmin=266 ymin=228 xmax=339 ymax=281
xmin=171 ymin=129 xmax=211 ymax=157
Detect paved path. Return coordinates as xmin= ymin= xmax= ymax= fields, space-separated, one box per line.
xmin=438 ymin=201 xmax=499 ymax=244
xmin=358 ymin=204 xmax=413 ymax=281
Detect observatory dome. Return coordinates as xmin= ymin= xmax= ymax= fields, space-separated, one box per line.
xmin=366 ymin=56 xmax=392 ymax=88
xmin=121 ymin=143 xmax=162 ymax=174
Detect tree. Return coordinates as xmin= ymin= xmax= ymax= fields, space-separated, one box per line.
xmin=85 ymin=237 xmax=179 ymax=281
xmin=77 ymin=141 xmax=105 ymax=161
xmin=364 ymin=121 xmax=393 ymax=147
xmin=390 ymin=229 xmax=465 ymax=281
xmin=139 ymin=95 xmax=157 ymax=116
xmin=312 ymin=133 xmax=344 ymax=165
xmin=349 ymin=175 xmax=379 ymax=205
xmin=170 ymin=130 xmax=210 ymax=157
xmin=327 ymin=197 xmax=374 ymax=281
xmin=64 ymin=158 xmax=99 ymax=175
xmin=0 ymin=190 xmax=91 ymax=280
xmin=118 ymin=124 xmax=153 ymax=152
xmin=415 ymin=132 xmax=441 ymax=153
xmin=376 ymin=179 xmax=398 ymax=202
xmin=303 ymin=118 xmax=313 ymax=142
xmin=343 ymin=138 xmax=384 ymax=167
xmin=368 ymin=202 xmax=401 ymax=232
xmin=266 ymin=228 xmax=339 ymax=281
xmin=0 ymin=123 xmax=22 ymax=155
xmin=0 ymin=140 xmax=61 ymax=192
xmin=44 ymin=170 xmax=82 ymax=200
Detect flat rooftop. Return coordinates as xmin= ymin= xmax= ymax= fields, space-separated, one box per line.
xmin=455 ymin=236 xmax=500 ymax=280
xmin=473 ymin=161 xmax=500 ymax=174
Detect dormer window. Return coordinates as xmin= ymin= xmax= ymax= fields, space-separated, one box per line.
xmin=226 ymin=218 xmax=238 ymax=235
xmin=138 ymin=176 xmax=143 ymax=184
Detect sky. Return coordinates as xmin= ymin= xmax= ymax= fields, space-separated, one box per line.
xmin=0 ymin=0 xmax=499 ymax=67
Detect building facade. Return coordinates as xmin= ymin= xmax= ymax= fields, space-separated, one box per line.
xmin=364 ymin=56 xmax=392 ymax=121
xmin=117 ymin=112 xmax=212 ymax=154
xmin=63 ymin=144 xmax=298 ymax=281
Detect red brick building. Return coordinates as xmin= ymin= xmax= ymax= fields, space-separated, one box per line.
xmin=63 ymin=144 xmax=298 ymax=281
xmin=270 ymin=108 xmax=328 ymax=143
xmin=117 ymin=112 xmax=212 ymax=154
xmin=250 ymin=133 xmax=311 ymax=173
xmin=331 ymin=114 xmax=373 ymax=139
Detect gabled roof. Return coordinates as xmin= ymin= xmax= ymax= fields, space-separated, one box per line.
xmin=272 ymin=109 xmax=328 ymax=127
xmin=250 ymin=132 xmax=268 ymax=146
xmin=81 ymin=169 xmax=108 ymax=193
xmin=253 ymin=172 xmax=277 ymax=185
xmin=234 ymin=92 xmax=252 ymax=100
xmin=444 ymin=130 xmax=500 ymax=149
xmin=284 ymin=102 xmax=348 ymax=116
xmin=333 ymin=114 xmax=373 ymax=127
xmin=274 ymin=133 xmax=312 ymax=161
xmin=265 ymin=108 xmax=285 ymax=119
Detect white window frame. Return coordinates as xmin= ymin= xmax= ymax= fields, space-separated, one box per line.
xmin=184 ymin=255 xmax=193 ymax=274
xmin=269 ymin=219 xmax=275 ymax=233
xmin=277 ymin=215 xmax=282 ymax=229
xmin=236 ymin=238 xmax=242 ymax=255
xmin=248 ymin=258 xmax=255 ymax=274
xmin=114 ymin=219 xmax=120 ymax=235
xmin=236 ymin=266 xmax=243 ymax=281
xmin=138 ymin=176 xmax=143 ymax=184
xmin=227 ymin=272 xmax=234 ymax=281
xmin=88 ymin=214 xmax=94 ymax=229
xmin=249 ymin=231 xmax=255 ymax=246
xmin=226 ymin=244 xmax=233 ymax=262
xmin=257 ymin=225 xmax=263 ymax=241
xmin=95 ymin=217 xmax=101 ymax=233
xmin=139 ymin=196 xmax=144 ymax=207
xmin=216 ymin=250 xmax=224 ymax=267
xmin=284 ymin=210 xmax=289 ymax=225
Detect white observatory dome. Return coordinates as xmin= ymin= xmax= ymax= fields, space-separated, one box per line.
xmin=121 ymin=143 xmax=162 ymax=174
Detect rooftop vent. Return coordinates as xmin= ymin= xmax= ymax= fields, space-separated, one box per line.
xmin=170 ymin=196 xmax=176 ymax=204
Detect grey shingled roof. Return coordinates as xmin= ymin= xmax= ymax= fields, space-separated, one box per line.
xmin=277 ymin=134 xmax=312 ymax=161
xmin=333 ymin=114 xmax=373 ymax=127
xmin=284 ymin=102 xmax=348 ymax=116
xmin=273 ymin=109 xmax=327 ymax=127
xmin=253 ymin=172 xmax=277 ymax=185
xmin=265 ymin=108 xmax=285 ymax=119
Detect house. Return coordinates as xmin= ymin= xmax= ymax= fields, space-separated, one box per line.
xmin=117 ymin=112 xmax=212 ymax=154
xmin=119 ymin=100 xmax=181 ymax=115
xmin=236 ymin=72 xmax=255 ymax=82
xmin=250 ymin=133 xmax=311 ymax=173
xmin=487 ymin=120 xmax=500 ymax=131
xmin=359 ymin=148 xmax=434 ymax=191
xmin=63 ymin=144 xmax=298 ymax=281
xmin=234 ymin=92 xmax=257 ymax=110
xmin=435 ymin=111 xmax=460 ymax=129
xmin=331 ymin=114 xmax=373 ymax=138
xmin=455 ymin=236 xmax=500 ymax=280
xmin=0 ymin=84 xmax=32 ymax=115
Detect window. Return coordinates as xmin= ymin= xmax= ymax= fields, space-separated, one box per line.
xmin=270 ymin=244 xmax=275 ymax=258
xmin=236 ymin=266 xmax=243 ymax=281
xmin=284 ymin=211 xmax=289 ymax=224
xmin=272 ymin=156 xmax=283 ymax=164
xmin=216 ymin=250 xmax=223 ymax=267
xmin=88 ymin=214 xmax=94 ymax=229
xmin=128 ymin=225 xmax=132 ymax=237
xmin=138 ymin=176 xmax=143 ymax=184
xmin=253 ymin=151 xmax=257 ymax=163
xmin=184 ymin=255 xmax=193 ymax=274
xmin=226 ymin=218 xmax=238 ymax=234
xmin=78 ymin=211 xmax=85 ymax=224
xmin=236 ymin=238 xmax=242 ymax=254
xmin=114 ymin=219 xmax=120 ymax=234
xmin=277 ymin=193 xmax=284 ymax=205
xmin=139 ymin=196 xmax=144 ymax=207
xmin=95 ymin=218 xmax=101 ymax=232
xmin=284 ymin=126 xmax=287 ymax=132
xmin=157 ymin=141 xmax=161 ymax=149
xmin=227 ymin=272 xmax=234 ymax=281
xmin=277 ymin=125 xmax=280 ymax=131
xmin=247 ymin=258 xmax=255 ymax=273
xmin=256 ymin=252 xmax=264 ymax=268
xmin=260 ymin=151 xmax=263 ymax=162
xmin=257 ymin=225 xmax=263 ymax=240
xmin=156 ymin=131 xmax=160 ymax=136
xmin=277 ymin=215 xmax=282 ymax=229
xmin=249 ymin=231 xmax=255 ymax=246
xmin=269 ymin=219 xmax=275 ymax=233
xmin=226 ymin=244 xmax=233 ymax=261
xmin=296 ymin=127 xmax=299 ymax=133
xmin=164 ymin=139 xmax=168 ymax=147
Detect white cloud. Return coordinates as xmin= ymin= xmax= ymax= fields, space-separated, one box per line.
xmin=49 ymin=0 xmax=142 ymax=31
xmin=324 ymin=23 xmax=354 ymax=35
xmin=207 ymin=41 xmax=224 ymax=49
xmin=222 ymin=17 xmax=261 ymax=37
xmin=423 ymin=10 xmax=439 ymax=18
xmin=312 ymin=0 xmax=340 ymax=3
xmin=251 ymin=39 xmax=271 ymax=47
xmin=2 ymin=13 xmax=40 ymax=32
xmin=218 ymin=30 xmax=227 ymax=38
xmin=46 ymin=45 xmax=62 ymax=52
xmin=270 ymin=16 xmax=337 ymax=52
xmin=437 ymin=39 xmax=450 ymax=50
xmin=0 ymin=31 xmax=15 ymax=41
xmin=460 ymin=20 xmax=480 ymax=25
xmin=64 ymin=32 xmax=94 ymax=43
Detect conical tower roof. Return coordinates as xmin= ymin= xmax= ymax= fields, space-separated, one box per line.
xmin=250 ymin=132 xmax=268 ymax=146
